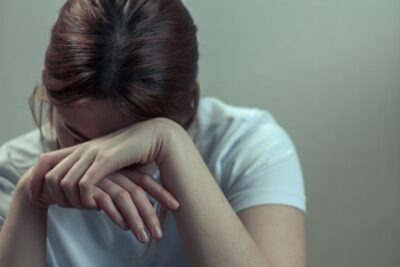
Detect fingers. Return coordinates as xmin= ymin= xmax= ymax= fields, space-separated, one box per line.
xmin=118 ymin=169 xmax=180 ymax=210
xmin=78 ymin=152 xmax=113 ymax=209
xmin=94 ymin=187 xmax=129 ymax=231
xmin=59 ymin=152 xmax=98 ymax=209
xmin=29 ymin=145 xmax=77 ymax=201
xmin=44 ymin=145 xmax=101 ymax=209
xmin=96 ymin=176 xmax=157 ymax=243
xmin=41 ymin=145 xmax=102 ymax=209
xmin=44 ymin=151 xmax=80 ymax=208
xmin=108 ymin=172 xmax=164 ymax=240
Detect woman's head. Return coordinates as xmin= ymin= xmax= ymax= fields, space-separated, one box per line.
xmin=30 ymin=0 xmax=199 ymax=149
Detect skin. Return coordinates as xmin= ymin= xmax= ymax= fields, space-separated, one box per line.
xmin=41 ymin=98 xmax=181 ymax=242
xmin=0 ymin=97 xmax=306 ymax=267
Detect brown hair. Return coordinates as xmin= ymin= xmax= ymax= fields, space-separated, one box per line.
xmin=29 ymin=0 xmax=200 ymax=265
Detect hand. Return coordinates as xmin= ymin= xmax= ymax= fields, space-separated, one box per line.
xmin=19 ymin=160 xmax=176 ymax=243
xmin=29 ymin=118 xmax=174 ymax=208
xmin=17 ymin=165 xmax=53 ymax=210
xmin=27 ymin=118 xmax=181 ymax=242
xmin=94 ymin=165 xmax=177 ymax=241
xmin=26 ymin=155 xmax=179 ymax=243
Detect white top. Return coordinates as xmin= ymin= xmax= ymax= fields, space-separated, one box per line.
xmin=0 ymin=96 xmax=306 ymax=267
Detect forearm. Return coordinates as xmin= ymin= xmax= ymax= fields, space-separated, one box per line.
xmin=157 ymin=123 xmax=273 ymax=267
xmin=0 ymin=186 xmax=48 ymax=267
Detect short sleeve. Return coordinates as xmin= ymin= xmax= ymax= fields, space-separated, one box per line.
xmin=0 ymin=145 xmax=21 ymax=230
xmin=221 ymin=114 xmax=307 ymax=215
xmin=0 ymin=129 xmax=44 ymax=230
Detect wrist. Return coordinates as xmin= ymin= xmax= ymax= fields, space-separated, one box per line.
xmin=153 ymin=117 xmax=189 ymax=167
xmin=15 ymin=173 xmax=49 ymax=212
xmin=153 ymin=117 xmax=203 ymax=192
xmin=13 ymin=188 xmax=49 ymax=214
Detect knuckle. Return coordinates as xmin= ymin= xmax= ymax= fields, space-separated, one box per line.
xmin=97 ymin=194 xmax=110 ymax=204
xmin=86 ymin=147 xmax=98 ymax=155
xmin=82 ymin=171 xmax=93 ymax=180
xmin=76 ymin=145 xmax=88 ymax=154
xmin=44 ymin=172 xmax=53 ymax=182
xmin=137 ymin=174 xmax=148 ymax=184
xmin=95 ymin=152 xmax=110 ymax=163
xmin=132 ymin=217 xmax=144 ymax=228
xmin=38 ymin=153 xmax=55 ymax=168
xmin=114 ymin=191 xmax=130 ymax=201
xmin=110 ymin=210 xmax=121 ymax=220
xmin=156 ymin=186 xmax=168 ymax=196
xmin=145 ymin=210 xmax=159 ymax=221
xmin=60 ymin=179 xmax=72 ymax=190
xmin=78 ymin=179 xmax=90 ymax=191
xmin=44 ymin=173 xmax=58 ymax=186
xmin=38 ymin=153 xmax=50 ymax=164
xmin=129 ymin=185 xmax=144 ymax=195
xmin=82 ymin=198 xmax=96 ymax=209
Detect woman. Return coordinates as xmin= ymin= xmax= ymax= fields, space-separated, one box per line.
xmin=0 ymin=0 xmax=306 ymax=266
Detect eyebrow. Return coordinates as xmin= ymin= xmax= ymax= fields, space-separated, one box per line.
xmin=65 ymin=123 xmax=90 ymax=141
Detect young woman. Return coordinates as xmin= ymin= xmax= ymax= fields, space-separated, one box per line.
xmin=0 ymin=0 xmax=307 ymax=266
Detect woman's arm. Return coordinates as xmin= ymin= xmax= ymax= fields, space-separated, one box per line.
xmin=156 ymin=121 xmax=274 ymax=267
xmin=19 ymin=117 xmax=303 ymax=266
xmin=0 ymin=178 xmax=48 ymax=267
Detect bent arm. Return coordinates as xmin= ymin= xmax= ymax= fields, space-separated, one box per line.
xmin=156 ymin=121 xmax=272 ymax=267
xmin=0 ymin=184 xmax=48 ymax=267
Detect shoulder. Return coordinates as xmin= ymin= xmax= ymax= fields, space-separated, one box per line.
xmin=194 ymin=97 xmax=306 ymax=214
xmin=0 ymin=127 xmax=49 ymax=229
xmin=196 ymin=96 xmax=269 ymax=125
xmin=195 ymin=96 xmax=295 ymax=162
xmin=0 ymin=127 xmax=47 ymax=179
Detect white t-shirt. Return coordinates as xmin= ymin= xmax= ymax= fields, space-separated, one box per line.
xmin=0 ymin=96 xmax=306 ymax=267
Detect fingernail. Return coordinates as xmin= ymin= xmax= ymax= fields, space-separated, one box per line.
xmin=169 ymin=199 xmax=180 ymax=209
xmin=139 ymin=228 xmax=150 ymax=243
xmin=152 ymin=225 xmax=163 ymax=239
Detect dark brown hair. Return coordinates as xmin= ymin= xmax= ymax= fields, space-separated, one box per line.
xmin=29 ymin=0 xmax=200 ymax=264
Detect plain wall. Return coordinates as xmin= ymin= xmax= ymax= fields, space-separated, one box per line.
xmin=1 ymin=1 xmax=399 ymax=266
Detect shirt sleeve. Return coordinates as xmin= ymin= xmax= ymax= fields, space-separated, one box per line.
xmin=221 ymin=113 xmax=307 ymax=215
xmin=0 ymin=145 xmax=21 ymax=230
xmin=0 ymin=129 xmax=42 ymax=230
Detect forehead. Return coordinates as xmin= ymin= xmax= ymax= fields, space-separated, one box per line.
xmin=54 ymin=99 xmax=136 ymax=137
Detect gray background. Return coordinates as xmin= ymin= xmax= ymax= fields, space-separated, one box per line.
xmin=1 ymin=1 xmax=399 ymax=266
